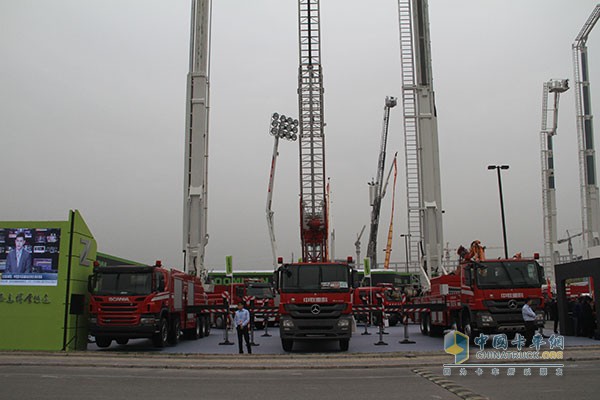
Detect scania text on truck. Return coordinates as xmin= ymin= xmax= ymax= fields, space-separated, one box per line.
xmin=274 ymin=261 xmax=356 ymax=352
xmin=88 ymin=261 xmax=210 ymax=348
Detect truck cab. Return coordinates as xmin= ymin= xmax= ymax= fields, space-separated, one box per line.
xmin=274 ymin=262 xmax=356 ymax=352
xmin=460 ymin=259 xmax=546 ymax=336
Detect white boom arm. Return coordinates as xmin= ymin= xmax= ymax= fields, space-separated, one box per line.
xmin=184 ymin=0 xmax=211 ymax=277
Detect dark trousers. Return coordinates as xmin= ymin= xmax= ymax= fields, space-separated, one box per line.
xmin=553 ymin=317 xmax=559 ymax=334
xmin=524 ymin=321 xmax=536 ymax=346
xmin=237 ymin=325 xmax=251 ymax=354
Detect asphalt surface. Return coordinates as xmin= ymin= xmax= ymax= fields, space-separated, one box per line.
xmin=0 ymin=360 xmax=598 ymax=400
xmin=87 ymin=322 xmax=598 ymax=355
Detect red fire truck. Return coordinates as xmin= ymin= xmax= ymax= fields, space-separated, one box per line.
xmin=409 ymin=254 xmax=546 ymax=339
xmin=206 ymin=280 xmax=277 ymax=328
xmin=88 ymin=261 xmax=210 ymax=348
xmin=274 ymin=261 xmax=357 ymax=352
xmin=353 ymin=285 xmax=404 ymax=326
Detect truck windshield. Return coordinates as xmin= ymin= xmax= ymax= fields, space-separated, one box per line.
xmin=91 ymin=272 xmax=152 ymax=296
xmin=281 ymin=264 xmax=350 ymax=292
xmin=475 ymin=261 xmax=543 ymax=289
xmin=247 ymin=285 xmax=274 ymax=298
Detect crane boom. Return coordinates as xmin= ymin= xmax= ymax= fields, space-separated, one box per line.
xmin=183 ymin=0 xmax=211 ymax=277
xmin=366 ymin=97 xmax=397 ymax=269
xmin=298 ymin=0 xmax=328 ymax=263
xmin=573 ymin=4 xmax=600 ymax=255
xmin=398 ymin=0 xmax=444 ymax=283
xmin=539 ymin=79 xmax=569 ymax=281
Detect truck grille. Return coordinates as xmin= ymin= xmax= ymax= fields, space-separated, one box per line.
xmin=284 ymin=303 xmax=346 ymax=319
xmin=98 ymin=302 xmax=139 ymax=326
xmin=483 ymin=298 xmax=540 ymax=313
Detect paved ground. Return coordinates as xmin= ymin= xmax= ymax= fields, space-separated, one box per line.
xmin=87 ymin=322 xmax=599 ymax=354
xmin=0 ymin=359 xmax=598 ymax=400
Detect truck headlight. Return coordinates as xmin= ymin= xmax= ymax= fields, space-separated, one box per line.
xmin=282 ymin=319 xmax=294 ymax=328
xmin=535 ymin=313 xmax=544 ymax=321
xmin=337 ymin=319 xmax=350 ymax=328
xmin=480 ymin=314 xmax=494 ymax=323
xmin=140 ymin=317 xmax=157 ymax=325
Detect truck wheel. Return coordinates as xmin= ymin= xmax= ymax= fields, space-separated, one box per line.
xmin=281 ymin=339 xmax=293 ymax=352
xmin=461 ymin=313 xmax=478 ymax=342
xmin=115 ymin=338 xmax=129 ymax=345
xmin=389 ymin=314 xmax=399 ymax=327
xmin=215 ymin=316 xmax=224 ymax=329
xmin=196 ymin=317 xmax=204 ymax=339
xmin=168 ymin=318 xmax=181 ymax=345
xmin=96 ymin=336 xmax=112 ymax=348
xmin=427 ymin=317 xmax=443 ymax=337
xmin=204 ymin=316 xmax=211 ymax=337
xmin=420 ymin=314 xmax=429 ymax=335
xmin=339 ymin=339 xmax=350 ymax=351
xmin=152 ymin=318 xmax=169 ymax=348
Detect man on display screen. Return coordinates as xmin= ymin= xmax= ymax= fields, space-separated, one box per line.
xmin=5 ymin=232 xmax=33 ymax=274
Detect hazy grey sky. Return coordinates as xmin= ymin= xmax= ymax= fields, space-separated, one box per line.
xmin=1 ymin=1 xmax=598 ymax=270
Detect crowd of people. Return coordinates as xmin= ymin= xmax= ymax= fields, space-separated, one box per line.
xmin=544 ymin=294 xmax=596 ymax=338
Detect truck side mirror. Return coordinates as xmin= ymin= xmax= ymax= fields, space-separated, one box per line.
xmin=156 ymin=272 xmax=165 ymax=292
xmin=351 ymin=270 xmax=359 ymax=289
xmin=272 ymin=271 xmax=279 ymax=291
xmin=87 ymin=275 xmax=94 ymax=293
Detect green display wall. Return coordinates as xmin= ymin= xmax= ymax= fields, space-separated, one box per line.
xmin=0 ymin=210 xmax=97 ymax=351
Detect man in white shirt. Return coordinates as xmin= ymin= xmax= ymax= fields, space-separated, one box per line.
xmin=233 ymin=301 xmax=252 ymax=354
xmin=522 ymin=297 xmax=537 ymax=346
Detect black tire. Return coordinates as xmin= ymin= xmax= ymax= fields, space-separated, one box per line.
xmin=388 ymin=314 xmax=399 ymax=327
xmin=281 ymin=339 xmax=293 ymax=352
xmin=168 ymin=318 xmax=181 ymax=345
xmin=461 ymin=313 xmax=478 ymax=343
xmin=152 ymin=318 xmax=169 ymax=348
xmin=197 ymin=317 xmax=204 ymax=339
xmin=420 ymin=313 xmax=429 ymax=335
xmin=339 ymin=339 xmax=350 ymax=351
xmin=427 ymin=316 xmax=444 ymax=337
xmin=215 ymin=315 xmax=224 ymax=329
xmin=115 ymin=338 xmax=129 ymax=345
xmin=204 ymin=316 xmax=211 ymax=337
xmin=96 ymin=336 xmax=112 ymax=348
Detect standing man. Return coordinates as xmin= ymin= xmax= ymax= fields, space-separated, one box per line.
xmin=234 ymin=301 xmax=251 ymax=354
xmin=522 ymin=297 xmax=537 ymax=346
xmin=5 ymin=232 xmax=33 ymax=274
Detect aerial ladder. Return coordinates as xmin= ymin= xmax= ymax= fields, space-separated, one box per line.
xmin=297 ymin=0 xmax=328 ymax=262
xmin=183 ymin=0 xmax=211 ymax=278
xmin=539 ymin=79 xmax=569 ymax=281
xmin=366 ymin=97 xmax=397 ymax=269
xmin=573 ymin=4 xmax=600 ymax=256
xmin=266 ymin=113 xmax=299 ymax=269
xmin=397 ymin=0 xmax=445 ymax=286
xmin=354 ymin=225 xmax=366 ymax=269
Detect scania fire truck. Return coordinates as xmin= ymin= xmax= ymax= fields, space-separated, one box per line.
xmin=88 ymin=262 xmax=210 ymax=348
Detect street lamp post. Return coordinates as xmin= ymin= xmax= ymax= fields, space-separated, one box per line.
xmin=400 ymin=233 xmax=411 ymax=273
xmin=487 ymin=165 xmax=510 ymax=259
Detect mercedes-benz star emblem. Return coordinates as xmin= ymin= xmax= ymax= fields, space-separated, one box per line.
xmin=311 ymin=304 xmax=321 ymax=315
xmin=508 ymin=300 xmax=518 ymax=310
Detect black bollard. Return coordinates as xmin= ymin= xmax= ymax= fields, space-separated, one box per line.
xmin=219 ymin=301 xmax=234 ymax=346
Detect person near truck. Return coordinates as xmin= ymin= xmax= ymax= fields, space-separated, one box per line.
xmin=234 ymin=301 xmax=252 ymax=354
xmin=522 ymin=298 xmax=537 ymax=346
